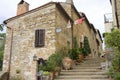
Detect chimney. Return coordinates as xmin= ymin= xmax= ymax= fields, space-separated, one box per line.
xmin=66 ymin=0 xmax=74 ymax=5
xmin=17 ymin=0 xmax=29 ymax=15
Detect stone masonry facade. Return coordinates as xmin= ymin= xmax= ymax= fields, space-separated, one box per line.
xmin=3 ymin=1 xmax=103 ymax=80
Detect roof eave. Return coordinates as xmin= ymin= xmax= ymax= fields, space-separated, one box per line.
xmin=4 ymin=2 xmax=56 ymax=24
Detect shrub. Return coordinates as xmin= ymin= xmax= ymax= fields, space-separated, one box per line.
xmin=112 ymin=55 xmax=120 ymax=72
xmin=81 ymin=48 xmax=87 ymax=56
xmin=114 ymin=72 xmax=120 ymax=80
xmin=45 ymin=61 xmax=56 ymax=72
xmin=69 ymin=48 xmax=79 ymax=60
xmin=108 ymin=66 xmax=114 ymax=77
xmin=39 ymin=60 xmax=55 ymax=72
xmin=48 ymin=53 xmax=63 ymax=67
xmin=83 ymin=36 xmax=91 ymax=55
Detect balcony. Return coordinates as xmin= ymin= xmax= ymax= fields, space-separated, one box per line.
xmin=104 ymin=13 xmax=113 ymax=23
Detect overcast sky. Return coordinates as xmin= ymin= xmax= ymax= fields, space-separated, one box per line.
xmin=0 ymin=0 xmax=112 ymax=34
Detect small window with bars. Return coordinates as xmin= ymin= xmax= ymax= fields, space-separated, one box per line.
xmin=35 ymin=29 xmax=45 ymax=47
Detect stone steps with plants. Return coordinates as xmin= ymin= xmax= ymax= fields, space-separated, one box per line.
xmin=54 ymin=57 xmax=109 ymax=80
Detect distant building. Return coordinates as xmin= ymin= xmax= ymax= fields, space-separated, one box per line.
xmin=110 ymin=0 xmax=120 ymax=28
xmin=104 ymin=13 xmax=113 ymax=33
xmin=103 ymin=0 xmax=117 ymax=60
xmin=3 ymin=0 xmax=103 ymax=80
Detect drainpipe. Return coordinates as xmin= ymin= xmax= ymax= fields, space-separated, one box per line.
xmin=6 ymin=26 xmax=13 ymax=80
xmin=71 ymin=5 xmax=74 ymax=49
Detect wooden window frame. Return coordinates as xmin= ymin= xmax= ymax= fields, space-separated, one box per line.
xmin=35 ymin=29 xmax=45 ymax=47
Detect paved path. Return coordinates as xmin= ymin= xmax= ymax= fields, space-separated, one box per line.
xmin=55 ymin=57 xmax=109 ymax=80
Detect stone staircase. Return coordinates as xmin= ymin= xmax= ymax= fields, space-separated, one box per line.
xmin=55 ymin=57 xmax=109 ymax=80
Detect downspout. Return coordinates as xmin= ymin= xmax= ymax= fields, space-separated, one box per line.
xmin=114 ymin=0 xmax=119 ymax=28
xmin=7 ymin=26 xmax=13 ymax=80
xmin=71 ymin=20 xmax=74 ymax=49
xmin=71 ymin=7 xmax=74 ymax=49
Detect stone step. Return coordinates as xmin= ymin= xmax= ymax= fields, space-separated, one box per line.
xmin=56 ymin=75 xmax=108 ymax=79
xmin=72 ymin=67 xmax=100 ymax=70
xmin=60 ymin=71 xmax=107 ymax=75
xmin=72 ymin=68 xmax=100 ymax=70
xmin=73 ymin=66 xmax=99 ymax=69
xmin=76 ymin=63 xmax=100 ymax=66
xmin=61 ymin=69 xmax=102 ymax=72
xmin=54 ymin=58 xmax=108 ymax=80
xmin=54 ymin=79 xmax=109 ymax=80
xmin=77 ymin=63 xmax=100 ymax=65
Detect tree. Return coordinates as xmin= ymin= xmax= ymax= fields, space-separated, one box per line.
xmin=105 ymin=29 xmax=120 ymax=51
xmin=0 ymin=24 xmax=4 ymax=31
xmin=0 ymin=33 xmax=5 ymax=70
xmin=105 ymin=29 xmax=120 ymax=79
xmin=0 ymin=46 xmax=4 ymax=70
xmin=83 ymin=36 xmax=91 ymax=56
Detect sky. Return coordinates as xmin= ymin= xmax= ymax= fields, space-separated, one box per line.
xmin=0 ymin=0 xmax=112 ymax=35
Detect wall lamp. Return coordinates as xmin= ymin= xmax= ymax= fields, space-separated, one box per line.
xmin=33 ymin=54 xmax=37 ymax=61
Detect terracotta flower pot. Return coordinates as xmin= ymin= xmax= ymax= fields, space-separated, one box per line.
xmin=55 ymin=67 xmax=61 ymax=77
xmin=72 ymin=60 xmax=77 ymax=65
xmin=109 ymin=76 xmax=114 ymax=80
xmin=49 ymin=72 xmax=55 ymax=80
xmin=63 ymin=57 xmax=72 ymax=70
xmin=78 ymin=54 xmax=84 ymax=62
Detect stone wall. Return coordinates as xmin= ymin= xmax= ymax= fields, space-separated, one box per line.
xmin=3 ymin=3 xmax=56 ymax=80
xmin=55 ymin=5 xmax=72 ymax=52
xmin=96 ymin=30 xmax=103 ymax=55
xmin=3 ymin=2 xmax=103 ymax=80
xmin=90 ymin=29 xmax=98 ymax=57
xmin=61 ymin=3 xmax=84 ymax=48
xmin=60 ymin=3 xmax=99 ymax=57
xmin=116 ymin=0 xmax=120 ymax=27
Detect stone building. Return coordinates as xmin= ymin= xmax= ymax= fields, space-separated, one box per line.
xmin=96 ymin=29 xmax=103 ymax=55
xmin=3 ymin=0 xmax=103 ymax=80
xmin=110 ymin=0 xmax=120 ymax=28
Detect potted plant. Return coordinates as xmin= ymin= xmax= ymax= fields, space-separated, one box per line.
xmin=78 ymin=48 xmax=84 ymax=62
xmin=42 ymin=71 xmax=50 ymax=80
xmin=62 ymin=56 xmax=72 ymax=70
xmin=69 ymin=48 xmax=79 ymax=65
xmin=45 ymin=61 xmax=55 ymax=80
xmin=48 ymin=53 xmax=63 ymax=77
xmin=81 ymin=47 xmax=88 ymax=58
xmin=62 ymin=49 xmax=73 ymax=70
xmin=38 ymin=60 xmax=56 ymax=80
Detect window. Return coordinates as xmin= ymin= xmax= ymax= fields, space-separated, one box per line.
xmin=35 ymin=29 xmax=45 ymax=47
